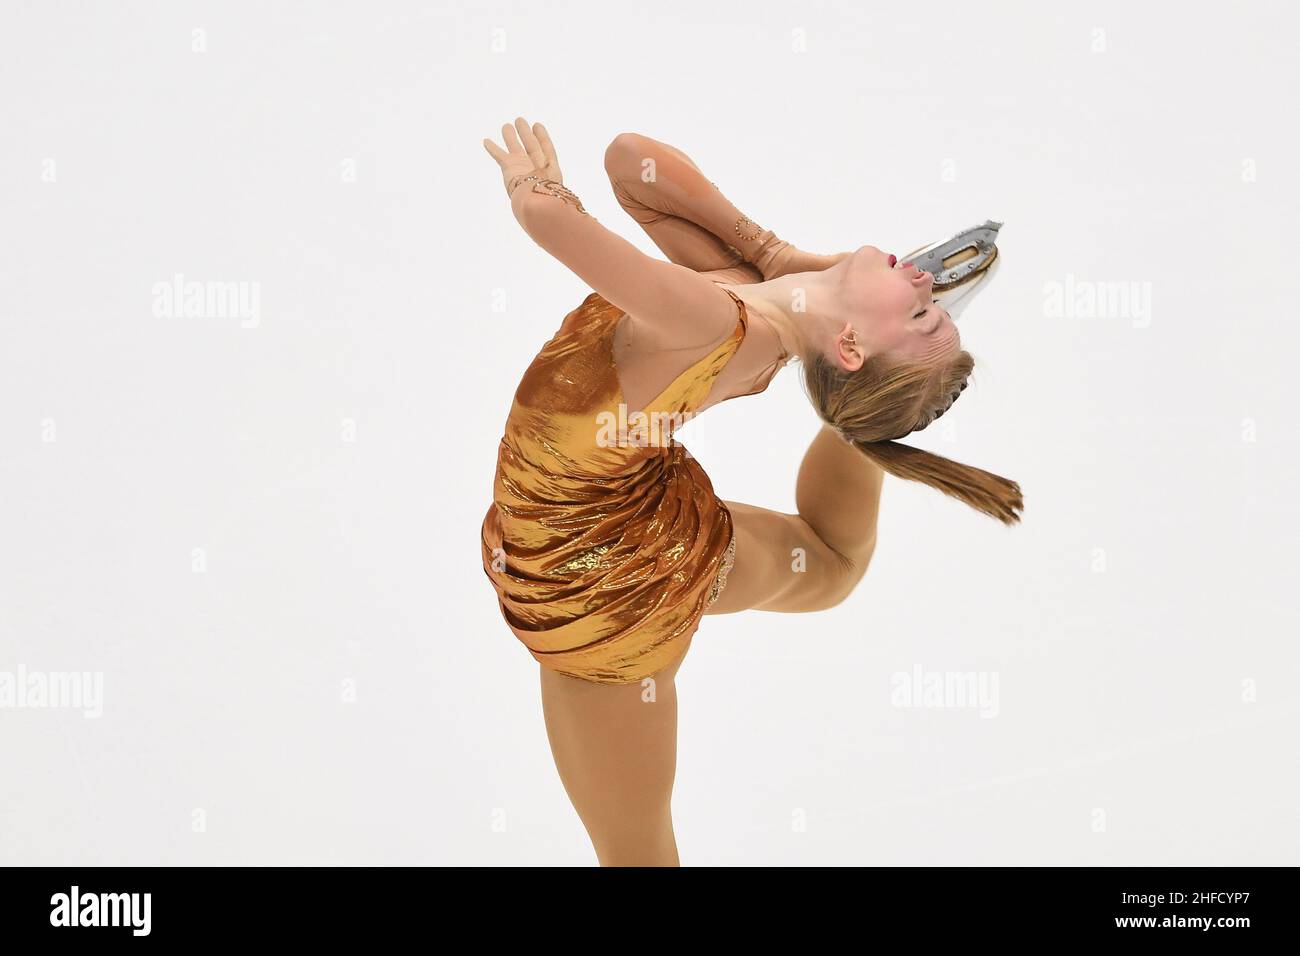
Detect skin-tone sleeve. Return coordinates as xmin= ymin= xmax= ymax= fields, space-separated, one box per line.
xmin=509 ymin=177 xmax=738 ymax=348
xmin=602 ymin=132 xmax=847 ymax=282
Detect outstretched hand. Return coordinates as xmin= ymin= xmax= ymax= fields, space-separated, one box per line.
xmin=483 ymin=116 xmax=563 ymax=197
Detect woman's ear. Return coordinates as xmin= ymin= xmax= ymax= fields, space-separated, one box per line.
xmin=836 ymin=323 xmax=866 ymax=372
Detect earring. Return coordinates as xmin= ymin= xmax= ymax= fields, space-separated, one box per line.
xmin=841 ymin=329 xmax=858 ymax=348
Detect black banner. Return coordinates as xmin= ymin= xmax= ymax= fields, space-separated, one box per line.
xmin=1 ymin=866 xmax=1290 ymax=943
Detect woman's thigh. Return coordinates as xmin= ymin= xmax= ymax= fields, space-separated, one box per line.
xmin=537 ymin=639 xmax=690 ymax=866
xmin=703 ymin=500 xmax=865 ymax=615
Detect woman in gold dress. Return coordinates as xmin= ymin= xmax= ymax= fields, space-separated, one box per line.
xmin=481 ymin=118 xmax=1022 ymax=865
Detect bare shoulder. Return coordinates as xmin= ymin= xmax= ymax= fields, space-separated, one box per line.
xmin=616 ymin=278 xmax=740 ymax=355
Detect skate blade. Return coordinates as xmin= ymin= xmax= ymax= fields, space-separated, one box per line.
xmin=899 ymin=220 xmax=1003 ymax=322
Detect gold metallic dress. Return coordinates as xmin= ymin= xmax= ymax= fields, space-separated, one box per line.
xmin=480 ymin=287 xmax=758 ymax=684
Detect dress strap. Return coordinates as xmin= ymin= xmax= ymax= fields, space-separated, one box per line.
xmin=718 ymin=286 xmax=790 ymax=400
xmin=718 ymin=285 xmax=746 ymax=314
xmin=633 ymin=287 xmax=748 ymax=418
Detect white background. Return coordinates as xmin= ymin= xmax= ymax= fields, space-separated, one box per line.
xmin=2 ymin=0 xmax=1297 ymax=866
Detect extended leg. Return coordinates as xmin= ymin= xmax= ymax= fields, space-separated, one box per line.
xmin=604 ymin=132 xmax=848 ymax=282
xmin=538 ymin=639 xmax=691 ymax=866
xmin=705 ymin=425 xmax=884 ymax=614
xmin=605 ymin=132 xmax=760 ymax=280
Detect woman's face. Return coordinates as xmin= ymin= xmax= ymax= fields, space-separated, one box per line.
xmin=834 ymin=245 xmax=961 ymax=370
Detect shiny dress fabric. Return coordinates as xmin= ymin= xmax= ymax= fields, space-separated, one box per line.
xmin=480 ymin=289 xmax=750 ymax=684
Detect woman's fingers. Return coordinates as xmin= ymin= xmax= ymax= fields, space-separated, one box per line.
xmin=533 ymin=122 xmax=559 ymax=170
xmin=485 ymin=118 xmax=557 ymax=185
xmin=482 ymin=137 xmax=510 ymax=167
xmin=514 ymin=116 xmax=547 ymax=169
xmin=501 ymin=122 xmax=524 ymax=155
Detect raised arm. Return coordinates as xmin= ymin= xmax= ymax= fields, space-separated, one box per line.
xmin=484 ymin=118 xmax=737 ymax=348
xmin=602 ymin=132 xmax=847 ymax=281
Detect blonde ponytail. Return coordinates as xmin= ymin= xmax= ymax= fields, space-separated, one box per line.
xmin=802 ymin=350 xmax=1023 ymax=525
xmin=851 ymin=437 xmax=1023 ymax=525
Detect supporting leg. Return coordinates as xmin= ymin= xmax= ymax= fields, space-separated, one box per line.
xmin=538 ymin=640 xmax=691 ymax=866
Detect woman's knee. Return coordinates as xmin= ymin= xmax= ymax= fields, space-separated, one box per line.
xmin=603 ymin=132 xmax=646 ymax=182
xmin=812 ymin=534 xmax=876 ymax=610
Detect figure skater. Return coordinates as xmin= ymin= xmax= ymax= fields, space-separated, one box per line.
xmin=480 ymin=118 xmax=1022 ymax=866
